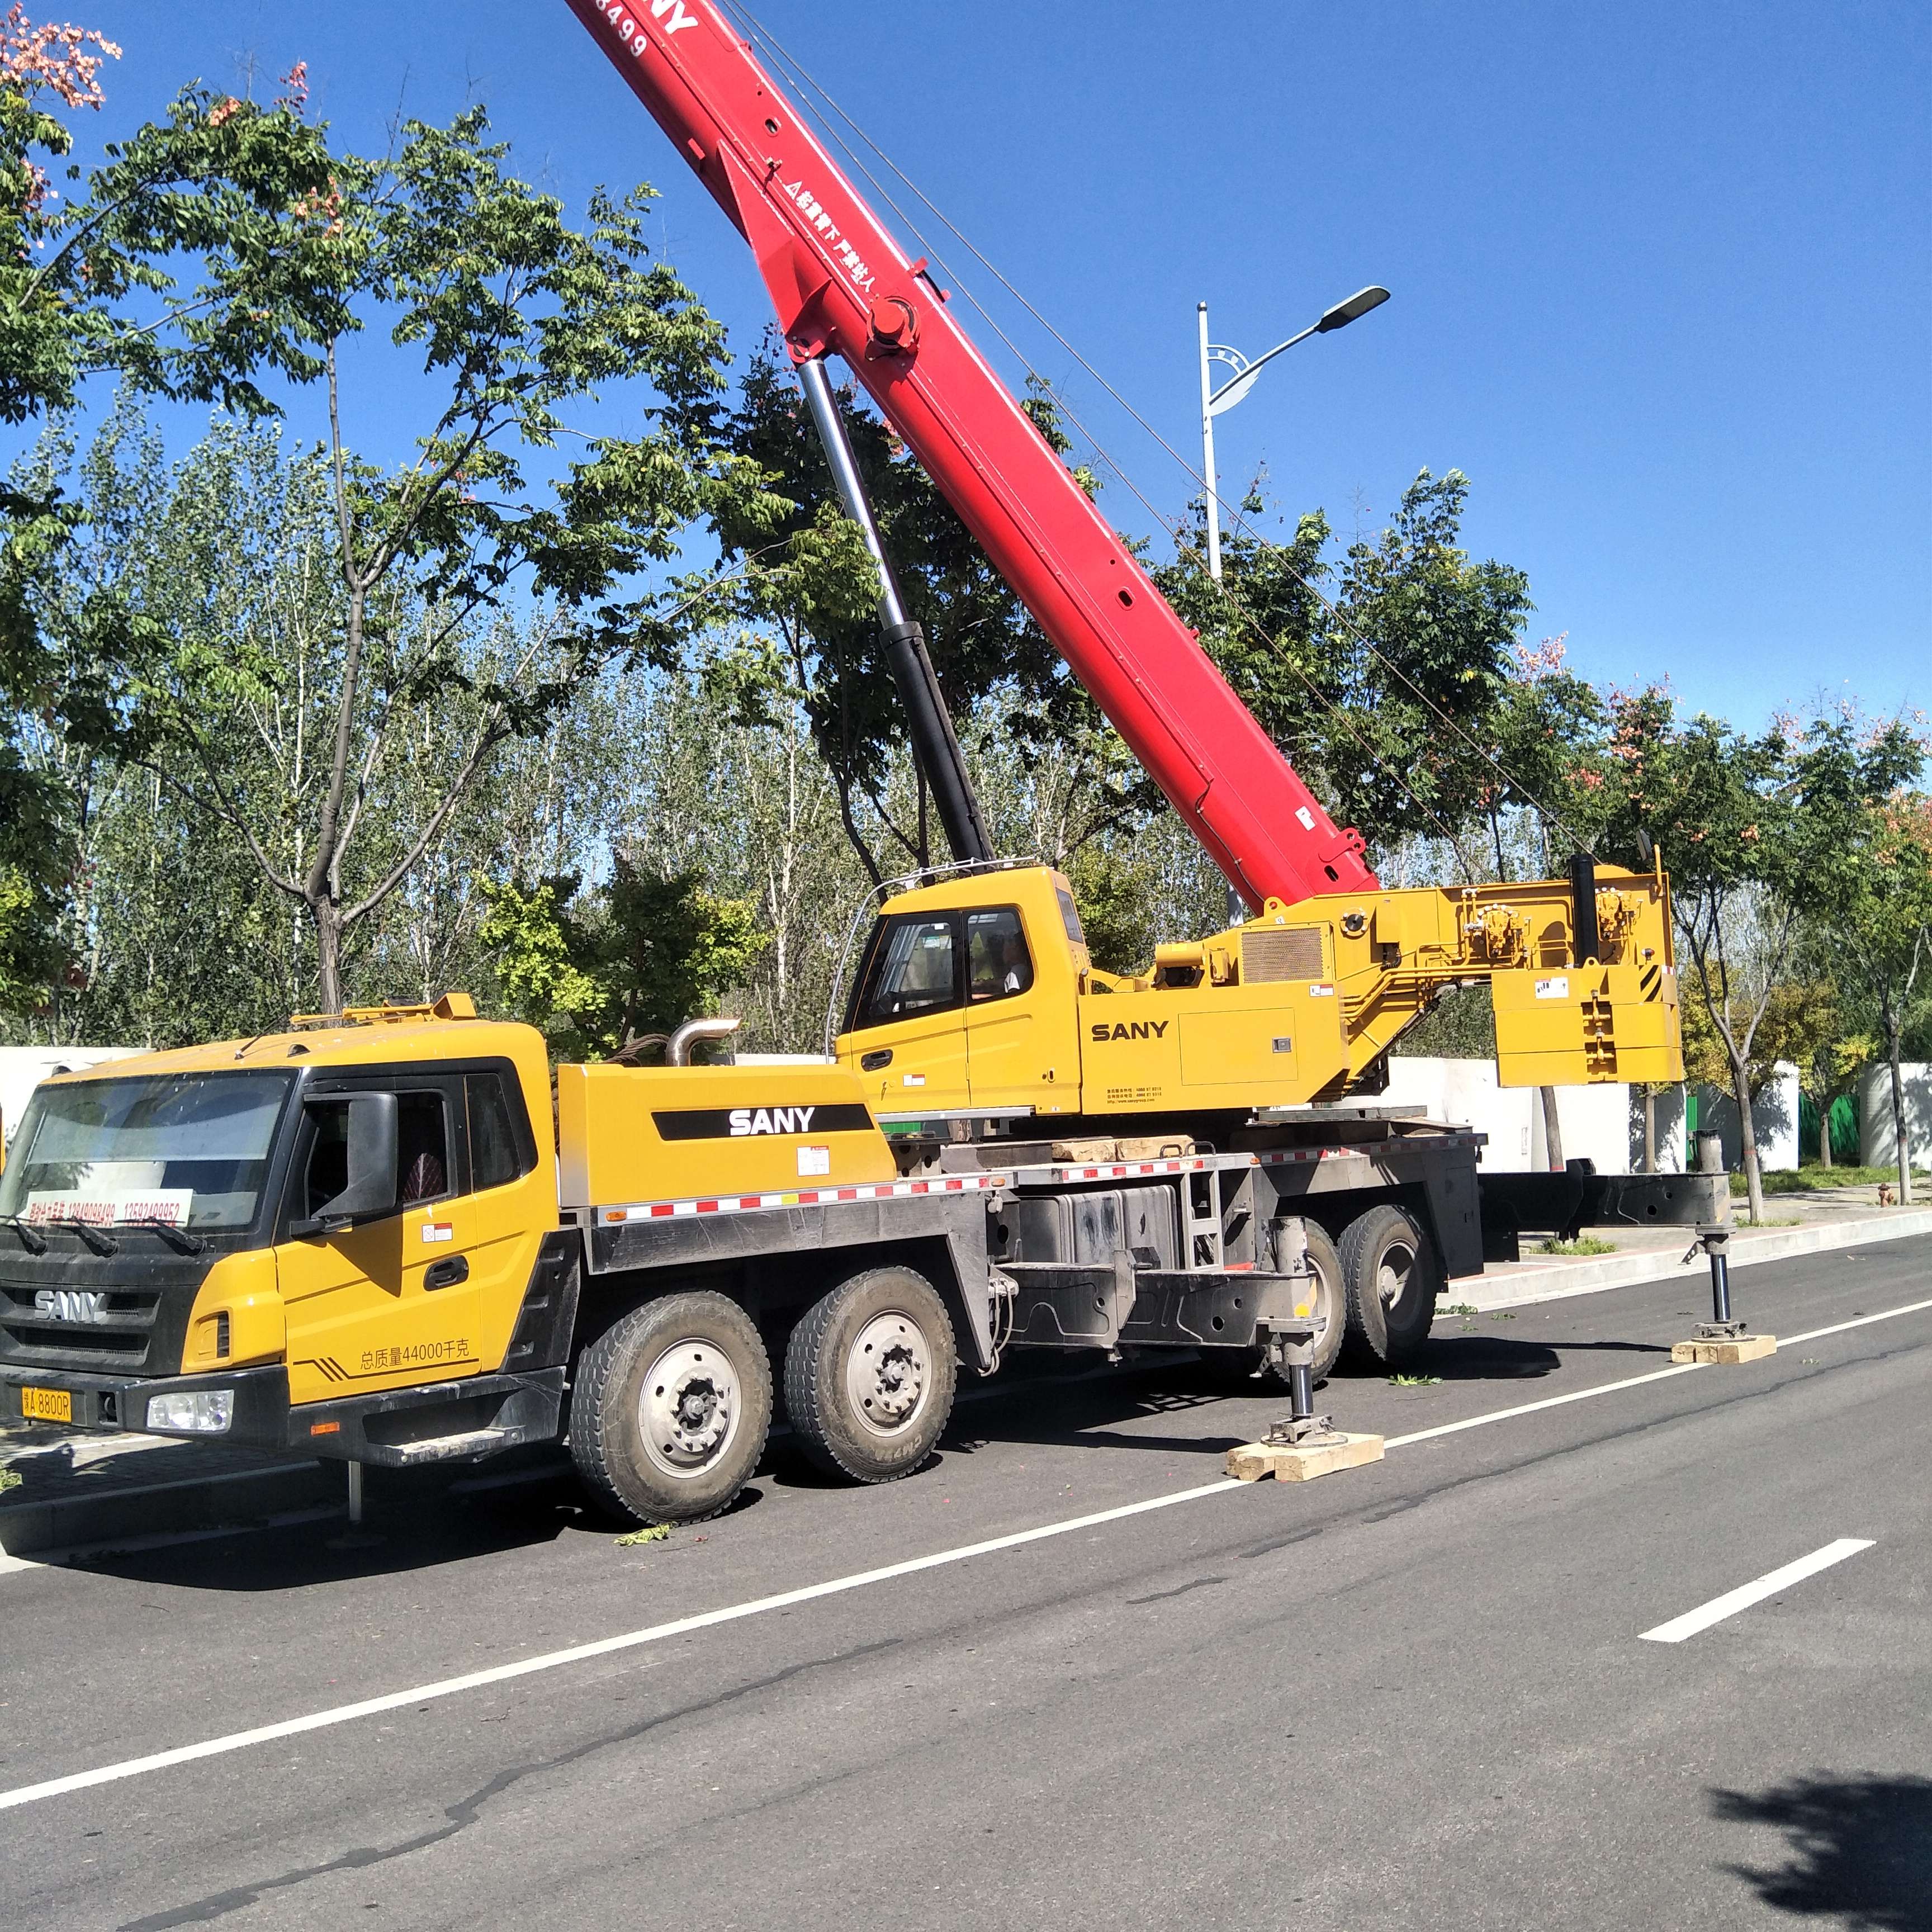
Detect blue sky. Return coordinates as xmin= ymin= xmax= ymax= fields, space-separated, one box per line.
xmin=51 ymin=0 xmax=1932 ymax=728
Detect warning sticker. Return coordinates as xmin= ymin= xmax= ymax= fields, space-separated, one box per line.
xmin=1535 ymin=976 xmax=1570 ymax=1001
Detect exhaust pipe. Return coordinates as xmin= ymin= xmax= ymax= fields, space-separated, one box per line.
xmin=665 ymin=1016 xmax=742 ymax=1066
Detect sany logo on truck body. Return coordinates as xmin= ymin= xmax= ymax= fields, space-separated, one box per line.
xmin=728 ymin=1106 xmax=815 ymax=1137
xmin=594 ymin=0 xmax=698 ymax=55
xmin=1090 ymin=1020 xmax=1170 ymax=1043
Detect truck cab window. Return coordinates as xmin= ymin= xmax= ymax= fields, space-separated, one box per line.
xmin=304 ymin=1104 xmax=350 ymax=1217
xmin=967 ymin=908 xmax=1033 ymax=1001
xmin=466 ymin=1073 xmax=528 ymax=1191
xmin=302 ymin=1090 xmax=448 ymax=1218
xmin=397 ymin=1093 xmax=448 ymax=1204
xmin=858 ymin=917 xmax=960 ymax=1025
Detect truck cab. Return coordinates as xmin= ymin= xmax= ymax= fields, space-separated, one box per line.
xmin=0 ymin=998 xmax=566 ymax=1458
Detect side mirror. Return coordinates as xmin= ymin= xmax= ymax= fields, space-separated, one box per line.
xmin=291 ymin=1092 xmax=399 ymax=1237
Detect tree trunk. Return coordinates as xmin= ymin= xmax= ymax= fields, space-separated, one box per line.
xmin=314 ymin=900 xmax=345 ymax=1017
xmin=1642 ymin=1087 xmax=1656 ymax=1173
xmin=1889 ymin=1022 xmax=1913 ymax=1207
xmin=1539 ymin=1085 xmax=1565 ymax=1172
xmin=1819 ymin=1100 xmax=1832 ymax=1171
xmin=1731 ymin=1051 xmax=1765 ymax=1225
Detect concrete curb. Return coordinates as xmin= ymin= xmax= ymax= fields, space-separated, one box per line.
xmin=0 ymin=1459 xmax=332 ymax=1559
xmin=1450 ymin=1206 xmax=1932 ymax=1315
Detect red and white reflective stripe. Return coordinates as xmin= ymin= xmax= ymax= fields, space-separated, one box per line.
xmin=596 ymin=1171 xmax=1006 ymax=1227
xmin=1050 ymin=1156 xmax=1208 ymax=1181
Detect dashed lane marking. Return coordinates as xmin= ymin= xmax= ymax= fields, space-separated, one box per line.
xmin=1 ymin=1290 xmax=1928 ymax=1813
xmin=1639 ymin=1537 xmax=1875 ymax=1642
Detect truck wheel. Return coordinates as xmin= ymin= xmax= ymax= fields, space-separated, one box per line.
xmin=784 ymin=1266 xmax=957 ymax=1484
xmin=1196 ymin=1223 xmax=1345 ymax=1388
xmin=570 ymin=1292 xmax=773 ymax=1524
xmin=1339 ymin=1206 xmax=1441 ymax=1370
xmin=1299 ymin=1222 xmax=1347 ymax=1382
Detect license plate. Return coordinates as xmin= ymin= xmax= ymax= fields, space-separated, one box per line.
xmin=20 ymin=1385 xmax=72 ymax=1424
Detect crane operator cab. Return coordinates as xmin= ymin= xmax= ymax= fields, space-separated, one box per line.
xmin=835 ymin=861 xmax=1684 ymax=1123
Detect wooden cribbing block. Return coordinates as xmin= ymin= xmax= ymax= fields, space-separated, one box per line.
xmin=1226 ymin=1432 xmax=1385 ymax=1483
xmin=1671 ymin=1333 xmax=1777 ymax=1365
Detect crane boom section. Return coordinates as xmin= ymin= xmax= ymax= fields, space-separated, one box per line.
xmin=565 ymin=0 xmax=1378 ymax=907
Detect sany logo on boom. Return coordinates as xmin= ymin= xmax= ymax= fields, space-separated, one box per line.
xmin=594 ymin=0 xmax=698 ymax=55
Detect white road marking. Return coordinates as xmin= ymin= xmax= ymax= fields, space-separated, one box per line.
xmin=0 ymin=1475 xmax=1243 ymax=1813
xmin=1384 ymin=1360 xmax=1702 ymax=1448
xmin=1639 ymin=1537 xmax=1875 ymax=1643
xmin=2 ymin=1289 xmax=1928 ymax=1813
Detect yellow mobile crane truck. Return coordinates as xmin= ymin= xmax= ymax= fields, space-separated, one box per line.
xmin=0 ymin=3 xmax=1703 ymax=1526
xmin=0 ymin=855 xmax=1684 ymax=1526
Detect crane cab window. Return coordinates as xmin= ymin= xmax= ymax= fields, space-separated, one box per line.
xmin=967 ymin=907 xmax=1033 ymax=1002
xmin=856 ymin=916 xmax=960 ymax=1026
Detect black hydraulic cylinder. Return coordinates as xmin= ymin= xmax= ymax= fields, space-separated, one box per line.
xmin=1708 ymin=1233 xmax=1733 ymax=1325
xmin=1569 ymin=849 xmax=1600 ymax=965
xmin=1287 ymin=1358 xmax=1315 ymax=1425
xmin=797 ymin=357 xmax=994 ymax=867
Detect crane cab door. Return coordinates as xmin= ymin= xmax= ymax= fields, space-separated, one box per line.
xmin=844 ymin=913 xmax=972 ymax=1113
xmin=963 ymin=906 xmax=1071 ymax=1114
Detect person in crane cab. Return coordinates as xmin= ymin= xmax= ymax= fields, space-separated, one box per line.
xmin=968 ymin=908 xmax=1033 ymax=1001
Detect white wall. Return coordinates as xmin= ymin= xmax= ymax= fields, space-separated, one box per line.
xmin=1858 ymin=1061 xmax=1932 ymax=1172
xmin=1629 ymin=1083 xmax=1688 ymax=1174
xmin=1691 ymin=1062 xmax=1800 ymax=1173
xmin=0 ymin=1046 xmax=143 ymax=1149
xmin=1383 ymin=1058 xmax=1636 ymax=1174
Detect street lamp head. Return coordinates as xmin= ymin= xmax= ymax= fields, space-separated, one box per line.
xmin=1315 ymin=285 xmax=1390 ymax=334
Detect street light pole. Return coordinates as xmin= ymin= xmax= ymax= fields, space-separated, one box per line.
xmin=1195 ymin=285 xmax=1390 ymax=583
xmin=1197 ymin=301 xmax=1223 ymax=581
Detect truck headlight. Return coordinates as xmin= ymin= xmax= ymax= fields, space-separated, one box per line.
xmin=146 ymin=1389 xmax=234 ymax=1434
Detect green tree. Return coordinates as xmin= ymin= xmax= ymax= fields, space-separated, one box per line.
xmin=1606 ymin=694 xmax=1924 ymax=1220
xmin=1807 ymin=779 xmax=1932 ymax=1202
xmin=60 ymin=102 xmax=769 ymax=1014
xmin=479 ymin=858 xmax=766 ymax=1059
xmin=710 ymin=346 xmax=1111 ymax=880
xmin=1 ymin=27 xmax=337 ymax=1013
xmin=1161 ymin=468 xmax=1533 ymax=858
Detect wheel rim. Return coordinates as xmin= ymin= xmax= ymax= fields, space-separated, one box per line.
xmin=844 ymin=1309 xmax=932 ymax=1440
xmin=639 ymin=1337 xmax=741 ymax=1480
xmin=1377 ymin=1239 xmax=1418 ymax=1313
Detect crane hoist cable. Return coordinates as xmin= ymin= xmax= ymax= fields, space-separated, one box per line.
xmin=725 ymin=2 xmax=1589 ymax=858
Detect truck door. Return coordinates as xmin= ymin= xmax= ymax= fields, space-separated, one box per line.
xmin=845 ymin=913 xmax=971 ymax=1112
xmin=963 ymin=905 xmax=1059 ymax=1111
xmin=278 ymin=1071 xmax=487 ymax=1405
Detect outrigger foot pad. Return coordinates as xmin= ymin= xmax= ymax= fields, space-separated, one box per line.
xmin=1227 ymin=1432 xmax=1385 ymax=1483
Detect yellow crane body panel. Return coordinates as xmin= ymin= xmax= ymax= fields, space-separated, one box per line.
xmin=556 ymin=1062 xmax=898 ymax=1208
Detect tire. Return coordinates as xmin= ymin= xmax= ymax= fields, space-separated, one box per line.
xmin=784 ymin=1266 xmax=958 ymax=1483
xmin=1195 ymin=1221 xmax=1346 ymax=1388
xmin=1339 ymin=1205 xmax=1441 ymax=1371
xmin=569 ymin=1291 xmax=773 ymax=1525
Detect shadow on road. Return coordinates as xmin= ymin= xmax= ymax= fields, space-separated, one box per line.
xmin=1410 ymin=1336 xmax=1563 ymax=1380
xmin=1712 ymin=1771 xmax=1932 ymax=1930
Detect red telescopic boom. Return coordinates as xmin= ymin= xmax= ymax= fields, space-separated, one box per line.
xmin=563 ymin=0 xmax=1379 ymax=907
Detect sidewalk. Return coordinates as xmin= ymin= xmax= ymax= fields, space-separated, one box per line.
xmin=5 ymin=1192 xmax=1929 ymax=1559
xmin=1456 ymin=1191 xmax=1932 ymax=1313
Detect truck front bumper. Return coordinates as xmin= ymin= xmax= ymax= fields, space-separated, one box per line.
xmin=1 ymin=1362 xmax=291 ymax=1447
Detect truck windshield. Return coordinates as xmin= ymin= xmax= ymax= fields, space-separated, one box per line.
xmin=0 ymin=1072 xmax=295 ymax=1232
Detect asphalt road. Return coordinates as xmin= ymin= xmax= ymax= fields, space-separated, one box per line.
xmin=3 ymin=1235 xmax=1928 ymax=1931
